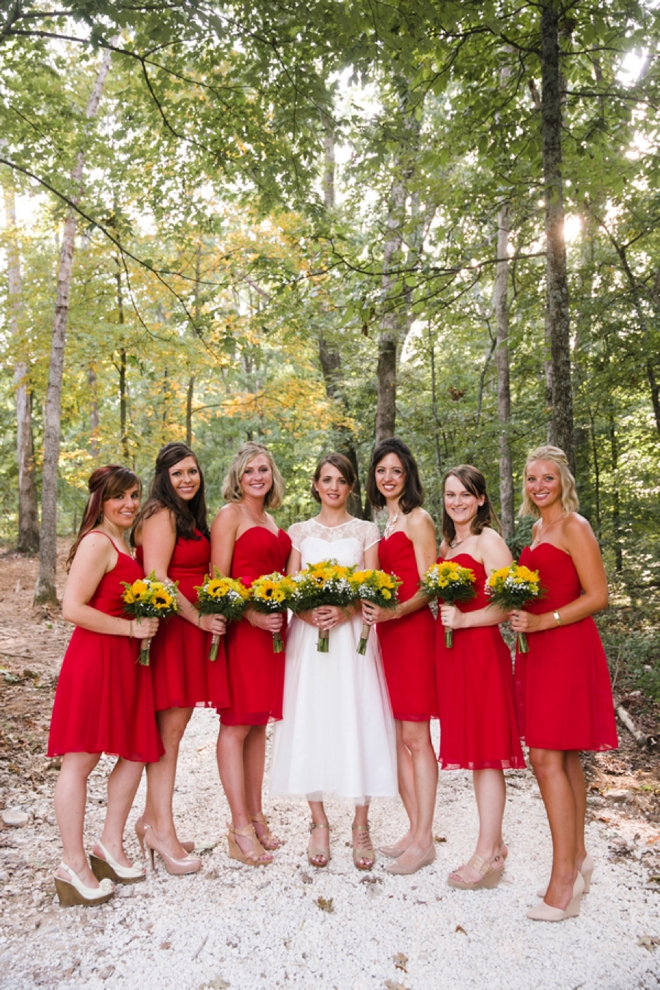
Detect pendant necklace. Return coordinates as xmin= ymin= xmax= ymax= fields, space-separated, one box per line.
xmin=383 ymin=512 xmax=399 ymax=539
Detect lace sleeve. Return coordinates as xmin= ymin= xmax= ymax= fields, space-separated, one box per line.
xmin=288 ymin=521 xmax=304 ymax=552
xmin=362 ymin=520 xmax=381 ymax=551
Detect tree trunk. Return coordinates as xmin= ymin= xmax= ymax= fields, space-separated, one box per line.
xmin=89 ymin=365 xmax=100 ymax=458
xmin=34 ymin=48 xmax=114 ymax=604
xmin=375 ymin=173 xmax=407 ymax=446
xmin=3 ymin=176 xmax=40 ymax=552
xmin=494 ymin=201 xmax=515 ymax=538
xmin=540 ymin=1 xmax=575 ymax=472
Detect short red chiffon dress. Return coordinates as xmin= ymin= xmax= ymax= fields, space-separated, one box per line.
xmin=436 ymin=554 xmax=525 ymax=770
xmin=217 ymin=526 xmax=292 ymax=726
xmin=48 ymin=540 xmax=164 ymax=763
xmin=377 ymin=531 xmax=437 ymax=722
xmin=136 ymin=532 xmax=229 ymax=711
xmin=515 ymin=543 xmax=618 ymax=752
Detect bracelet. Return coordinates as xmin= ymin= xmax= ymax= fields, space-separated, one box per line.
xmin=553 ymin=610 xmax=562 ymax=626
xmin=129 ymin=620 xmax=133 ymax=639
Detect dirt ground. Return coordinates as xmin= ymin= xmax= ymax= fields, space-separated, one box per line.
xmin=0 ymin=542 xmax=659 ymax=944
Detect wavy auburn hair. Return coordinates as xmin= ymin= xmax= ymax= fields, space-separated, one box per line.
xmin=366 ymin=437 xmax=424 ymax=514
xmin=441 ymin=465 xmax=500 ymax=544
xmin=520 ymin=444 xmax=579 ymax=518
xmin=67 ymin=465 xmax=141 ymax=569
xmin=221 ymin=442 xmax=285 ymax=510
xmin=132 ymin=442 xmax=209 ymax=543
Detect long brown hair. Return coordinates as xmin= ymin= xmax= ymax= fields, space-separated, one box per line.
xmin=311 ymin=452 xmax=356 ymax=503
xmin=132 ymin=442 xmax=209 ymax=543
xmin=67 ymin=465 xmax=141 ymax=570
xmin=441 ymin=465 xmax=500 ymax=544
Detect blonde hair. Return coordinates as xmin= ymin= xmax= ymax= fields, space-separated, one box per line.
xmin=520 ymin=445 xmax=579 ymax=518
xmin=221 ymin=442 xmax=285 ymax=510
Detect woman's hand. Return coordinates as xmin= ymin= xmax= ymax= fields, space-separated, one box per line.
xmin=248 ymin=609 xmax=283 ymax=633
xmin=510 ymin=609 xmax=541 ymax=634
xmin=439 ymin=604 xmax=467 ymax=631
xmin=132 ymin=617 xmax=160 ymax=640
xmin=199 ymin=614 xmax=227 ymax=636
xmin=310 ymin=605 xmax=351 ymax=631
xmin=362 ymin=601 xmax=398 ymax=625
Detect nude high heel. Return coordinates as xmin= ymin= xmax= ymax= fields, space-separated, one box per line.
xmin=143 ymin=824 xmax=202 ymax=875
xmin=384 ymin=843 xmax=436 ymax=875
xmin=135 ymin=816 xmax=195 ymax=856
xmin=527 ymin=872 xmax=585 ymax=922
xmin=227 ymin=823 xmax=272 ymax=866
xmin=90 ymin=841 xmax=146 ymax=885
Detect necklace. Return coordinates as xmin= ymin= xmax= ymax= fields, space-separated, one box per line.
xmin=383 ymin=512 xmax=399 ymax=539
xmin=449 ymin=537 xmax=465 ymax=549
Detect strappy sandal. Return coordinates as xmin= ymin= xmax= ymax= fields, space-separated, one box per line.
xmin=307 ymin=822 xmax=330 ymax=868
xmin=447 ymin=849 xmax=505 ymax=890
xmin=227 ymin=823 xmax=272 ymax=867
xmin=352 ymin=824 xmax=375 ymax=871
xmin=251 ymin=812 xmax=280 ymax=851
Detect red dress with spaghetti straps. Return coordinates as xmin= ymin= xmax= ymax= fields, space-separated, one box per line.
xmin=436 ymin=554 xmax=525 ymax=770
xmin=217 ymin=526 xmax=292 ymax=726
xmin=515 ymin=543 xmax=618 ymax=752
xmin=376 ymin=531 xmax=437 ymax=721
xmin=48 ymin=538 xmax=163 ymax=762
xmin=136 ymin=532 xmax=229 ymax=711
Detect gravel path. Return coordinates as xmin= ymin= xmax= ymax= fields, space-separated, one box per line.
xmin=1 ymin=710 xmax=659 ymax=990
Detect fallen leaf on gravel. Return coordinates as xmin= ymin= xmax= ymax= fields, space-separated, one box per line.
xmin=360 ymin=875 xmax=383 ymax=886
xmin=384 ymin=981 xmax=405 ymax=990
xmin=301 ymin=873 xmax=313 ymax=884
xmin=455 ymin=925 xmax=467 ymax=936
xmin=647 ymin=875 xmax=660 ymax=884
xmin=315 ymin=896 xmax=334 ymax=913
xmin=200 ymin=978 xmax=230 ymax=990
xmin=434 ymin=835 xmax=447 ymax=843
xmin=160 ymin=942 xmax=171 ymax=950
xmin=637 ymin=936 xmax=660 ymax=952
xmin=649 ymin=835 xmax=660 ymax=844
xmin=392 ymin=953 xmax=408 ymax=971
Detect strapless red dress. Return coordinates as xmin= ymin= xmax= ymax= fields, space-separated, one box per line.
xmin=48 ymin=548 xmax=163 ymax=762
xmin=515 ymin=543 xmax=618 ymax=752
xmin=376 ymin=531 xmax=437 ymax=721
xmin=136 ymin=532 xmax=229 ymax=711
xmin=217 ymin=527 xmax=292 ymax=726
xmin=436 ymin=554 xmax=525 ymax=770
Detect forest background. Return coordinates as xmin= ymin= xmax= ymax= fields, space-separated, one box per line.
xmin=1 ymin=0 xmax=659 ymax=699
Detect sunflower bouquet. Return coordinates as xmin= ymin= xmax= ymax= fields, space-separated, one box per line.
xmin=194 ymin=570 xmax=251 ymax=660
xmin=250 ymin=572 xmax=297 ymax=653
xmin=420 ymin=561 xmax=477 ymax=648
xmin=485 ymin=563 xmax=544 ymax=654
xmin=122 ymin=571 xmax=178 ymax=666
xmin=350 ymin=569 xmax=402 ymax=655
xmin=290 ymin=560 xmax=356 ymax=653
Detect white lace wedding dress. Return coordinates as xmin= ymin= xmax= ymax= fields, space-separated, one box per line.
xmin=270 ymin=517 xmax=397 ymax=804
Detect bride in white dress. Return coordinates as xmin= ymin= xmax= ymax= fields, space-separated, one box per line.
xmin=270 ymin=453 xmax=397 ymax=869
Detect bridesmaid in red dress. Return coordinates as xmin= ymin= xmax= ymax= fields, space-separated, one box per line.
xmin=211 ymin=442 xmax=291 ymax=866
xmin=48 ymin=466 xmax=162 ymax=906
xmin=132 ymin=442 xmax=228 ymax=875
xmin=510 ymin=445 xmax=617 ymax=922
xmin=436 ymin=465 xmax=525 ymax=891
xmin=362 ymin=438 xmax=438 ymax=875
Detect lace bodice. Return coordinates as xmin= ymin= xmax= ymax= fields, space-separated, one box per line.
xmin=289 ymin=517 xmax=380 ymax=570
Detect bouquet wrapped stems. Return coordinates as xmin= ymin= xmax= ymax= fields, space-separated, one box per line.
xmin=419 ymin=561 xmax=477 ymax=649
xmin=485 ymin=563 xmax=545 ymax=654
xmin=349 ymin=569 xmax=402 ymax=655
xmin=194 ymin=571 xmax=251 ymax=660
xmin=121 ymin=571 xmax=179 ymax=666
xmin=250 ymin=573 xmax=297 ymax=653
xmin=290 ymin=560 xmax=356 ymax=653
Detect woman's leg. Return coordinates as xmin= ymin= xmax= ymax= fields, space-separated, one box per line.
xmin=565 ymin=751 xmax=588 ymax=867
xmin=388 ymin=720 xmax=437 ymax=870
xmin=217 ymin=722 xmax=272 ymax=861
xmin=99 ymin=758 xmax=145 ymax=867
xmin=383 ymin=720 xmax=417 ymax=855
xmin=451 ymin=768 xmax=506 ymax=882
xmin=352 ymin=800 xmax=374 ymax=869
xmin=243 ymin=724 xmax=267 ymax=818
xmin=307 ymin=798 xmax=330 ymax=866
xmin=530 ymin=747 xmax=578 ymax=909
xmin=54 ymin=752 xmax=101 ymax=886
xmin=143 ymin=706 xmax=193 ymax=858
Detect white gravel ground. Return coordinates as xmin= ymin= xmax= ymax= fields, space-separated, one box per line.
xmin=1 ymin=709 xmax=659 ymax=990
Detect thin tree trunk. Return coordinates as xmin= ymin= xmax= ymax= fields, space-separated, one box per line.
xmin=541 ymin=1 xmax=575 ymax=471
xmin=89 ymin=365 xmax=99 ymax=457
xmin=3 ymin=176 xmax=39 ymax=552
xmin=34 ymin=48 xmax=114 ymax=604
xmin=494 ymin=201 xmax=515 ymax=537
xmin=608 ymin=416 xmax=622 ymax=573
xmin=114 ymin=255 xmax=129 ymax=459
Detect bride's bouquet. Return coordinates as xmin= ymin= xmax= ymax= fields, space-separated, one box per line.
xmin=420 ymin=561 xmax=476 ymax=648
xmin=250 ymin=572 xmax=297 ymax=653
xmin=486 ymin=562 xmax=544 ymax=654
xmin=350 ymin=569 xmax=402 ymax=655
xmin=290 ymin=560 xmax=356 ymax=653
xmin=122 ymin=571 xmax=178 ymax=666
xmin=194 ymin=570 xmax=251 ymax=660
